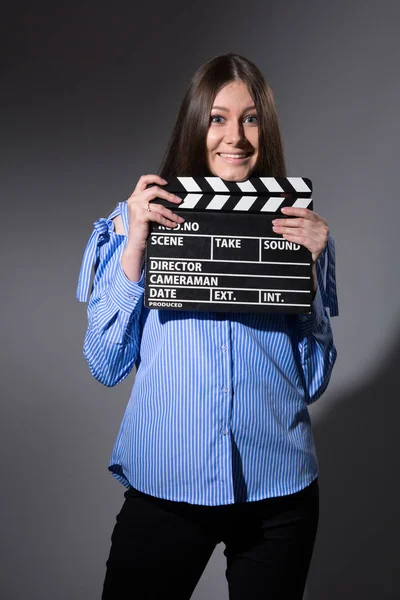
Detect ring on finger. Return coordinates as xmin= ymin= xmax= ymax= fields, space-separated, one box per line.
xmin=146 ymin=201 xmax=151 ymax=212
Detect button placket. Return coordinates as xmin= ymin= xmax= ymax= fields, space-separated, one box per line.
xmin=217 ymin=318 xmax=233 ymax=495
xmin=219 ymin=324 xmax=231 ymax=435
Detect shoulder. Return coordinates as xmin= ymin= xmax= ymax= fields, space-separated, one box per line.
xmin=109 ymin=201 xmax=129 ymax=237
xmin=112 ymin=214 xmax=126 ymax=235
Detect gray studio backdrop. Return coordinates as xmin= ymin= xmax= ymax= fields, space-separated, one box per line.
xmin=2 ymin=1 xmax=399 ymax=598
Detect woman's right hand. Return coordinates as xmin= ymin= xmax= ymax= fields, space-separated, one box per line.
xmin=120 ymin=174 xmax=184 ymax=282
xmin=125 ymin=174 xmax=184 ymax=251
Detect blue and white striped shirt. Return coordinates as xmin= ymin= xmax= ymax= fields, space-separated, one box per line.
xmin=77 ymin=201 xmax=338 ymax=506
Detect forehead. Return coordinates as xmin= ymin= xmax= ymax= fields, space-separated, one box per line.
xmin=212 ymin=80 xmax=254 ymax=110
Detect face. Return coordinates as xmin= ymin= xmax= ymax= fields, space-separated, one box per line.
xmin=206 ymin=80 xmax=259 ymax=181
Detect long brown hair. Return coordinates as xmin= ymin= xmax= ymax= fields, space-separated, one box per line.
xmin=158 ymin=53 xmax=286 ymax=179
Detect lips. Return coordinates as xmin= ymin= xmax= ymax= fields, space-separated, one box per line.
xmin=218 ymin=152 xmax=251 ymax=158
xmin=217 ymin=152 xmax=253 ymax=164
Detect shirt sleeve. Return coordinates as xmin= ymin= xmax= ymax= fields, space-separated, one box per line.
xmin=296 ymin=235 xmax=339 ymax=404
xmin=76 ymin=201 xmax=145 ymax=387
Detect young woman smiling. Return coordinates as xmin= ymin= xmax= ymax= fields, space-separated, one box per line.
xmin=77 ymin=53 xmax=338 ymax=600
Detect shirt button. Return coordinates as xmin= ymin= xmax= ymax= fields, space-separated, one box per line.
xmin=222 ymin=387 xmax=228 ymax=393
xmin=221 ymin=344 xmax=228 ymax=352
xmin=221 ymin=428 xmax=228 ymax=436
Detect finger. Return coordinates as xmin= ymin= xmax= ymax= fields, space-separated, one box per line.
xmin=280 ymin=207 xmax=323 ymax=222
xmin=144 ymin=186 xmax=182 ymax=205
xmin=146 ymin=203 xmax=185 ymax=225
xmin=128 ymin=187 xmax=181 ymax=208
xmin=273 ymin=224 xmax=326 ymax=245
xmin=272 ymin=218 xmax=329 ymax=237
xmin=133 ymin=174 xmax=168 ymax=194
xmin=146 ymin=210 xmax=184 ymax=229
xmin=281 ymin=232 xmax=326 ymax=260
xmin=272 ymin=217 xmax=308 ymax=229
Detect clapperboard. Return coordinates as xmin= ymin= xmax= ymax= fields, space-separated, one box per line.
xmin=144 ymin=177 xmax=313 ymax=313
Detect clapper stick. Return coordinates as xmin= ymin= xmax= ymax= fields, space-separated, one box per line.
xmin=144 ymin=177 xmax=313 ymax=314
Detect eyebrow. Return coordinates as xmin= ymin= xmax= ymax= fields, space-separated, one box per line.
xmin=211 ymin=105 xmax=257 ymax=112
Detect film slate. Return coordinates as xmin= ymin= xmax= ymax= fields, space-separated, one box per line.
xmin=144 ymin=177 xmax=313 ymax=314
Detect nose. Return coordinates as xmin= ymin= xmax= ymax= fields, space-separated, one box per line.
xmin=224 ymin=119 xmax=246 ymax=144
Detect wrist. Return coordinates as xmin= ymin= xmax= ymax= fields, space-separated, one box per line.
xmin=123 ymin=242 xmax=146 ymax=257
xmin=125 ymin=235 xmax=147 ymax=252
xmin=121 ymin=245 xmax=145 ymax=282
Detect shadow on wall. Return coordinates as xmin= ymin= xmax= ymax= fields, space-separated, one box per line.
xmin=307 ymin=327 xmax=400 ymax=600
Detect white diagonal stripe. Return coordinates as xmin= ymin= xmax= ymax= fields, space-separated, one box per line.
xmin=179 ymin=194 xmax=203 ymax=208
xmin=293 ymin=198 xmax=312 ymax=208
xmin=286 ymin=177 xmax=311 ymax=193
xmin=205 ymin=195 xmax=230 ymax=209
xmin=236 ymin=180 xmax=257 ymax=192
xmin=260 ymin=197 xmax=284 ymax=212
xmin=233 ymin=196 xmax=258 ymax=211
xmin=204 ymin=177 xmax=230 ymax=192
xmin=177 ymin=177 xmax=202 ymax=192
xmin=259 ymin=177 xmax=284 ymax=192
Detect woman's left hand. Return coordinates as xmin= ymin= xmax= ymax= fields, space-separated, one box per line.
xmin=272 ymin=207 xmax=329 ymax=264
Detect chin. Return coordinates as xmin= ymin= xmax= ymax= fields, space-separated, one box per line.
xmin=207 ymin=159 xmax=257 ymax=182
xmin=214 ymin=167 xmax=255 ymax=182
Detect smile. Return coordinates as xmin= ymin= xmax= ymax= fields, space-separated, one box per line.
xmin=217 ymin=153 xmax=252 ymax=163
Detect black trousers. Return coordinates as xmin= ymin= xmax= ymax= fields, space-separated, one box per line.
xmin=101 ymin=478 xmax=319 ymax=600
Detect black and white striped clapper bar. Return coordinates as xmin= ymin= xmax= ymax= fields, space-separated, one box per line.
xmin=144 ymin=176 xmax=313 ymax=313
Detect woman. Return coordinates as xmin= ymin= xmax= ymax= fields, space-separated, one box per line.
xmin=77 ymin=53 xmax=338 ymax=600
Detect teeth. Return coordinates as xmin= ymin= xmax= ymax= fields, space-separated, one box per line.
xmin=219 ymin=153 xmax=249 ymax=158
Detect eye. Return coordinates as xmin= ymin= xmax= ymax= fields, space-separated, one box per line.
xmin=210 ymin=115 xmax=225 ymax=124
xmin=244 ymin=115 xmax=258 ymax=124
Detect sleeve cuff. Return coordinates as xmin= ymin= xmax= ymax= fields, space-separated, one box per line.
xmin=108 ymin=261 xmax=145 ymax=313
xmin=297 ymin=285 xmax=325 ymax=336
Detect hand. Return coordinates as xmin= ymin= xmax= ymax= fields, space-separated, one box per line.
xmin=126 ymin=174 xmax=184 ymax=252
xmin=272 ymin=207 xmax=329 ymax=264
xmin=120 ymin=175 xmax=184 ymax=283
